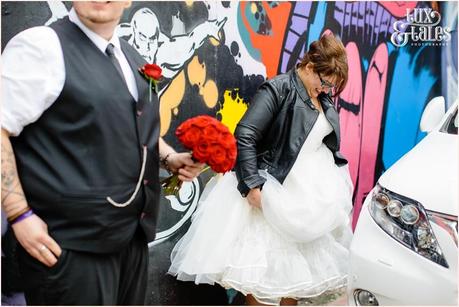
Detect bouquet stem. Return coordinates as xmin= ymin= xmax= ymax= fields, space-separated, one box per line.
xmin=149 ymin=79 xmax=152 ymax=102
xmin=160 ymin=174 xmax=183 ymax=196
xmin=160 ymin=166 xmax=211 ymax=197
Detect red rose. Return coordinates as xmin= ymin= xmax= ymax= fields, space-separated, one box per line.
xmin=176 ymin=121 xmax=192 ymax=138
xmin=139 ymin=63 xmax=162 ymax=99
xmin=193 ymin=141 xmax=210 ymax=163
xmin=221 ymin=159 xmax=235 ymax=172
xmin=213 ymin=158 xmax=234 ymax=173
xmin=212 ymin=164 xmax=223 ymax=173
xmin=218 ymin=125 xmax=228 ymax=133
xmin=141 ymin=63 xmax=162 ymax=80
xmin=192 ymin=116 xmax=213 ymax=128
xmin=208 ymin=143 xmax=227 ymax=166
xmin=179 ymin=126 xmax=201 ymax=148
xmin=220 ymin=133 xmax=236 ymax=149
xmin=202 ymin=126 xmax=220 ymax=142
xmin=227 ymin=147 xmax=237 ymax=161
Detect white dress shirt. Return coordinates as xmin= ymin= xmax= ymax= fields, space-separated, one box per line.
xmin=1 ymin=8 xmax=138 ymax=136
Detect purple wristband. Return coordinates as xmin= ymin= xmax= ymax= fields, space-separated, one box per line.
xmin=10 ymin=209 xmax=34 ymax=225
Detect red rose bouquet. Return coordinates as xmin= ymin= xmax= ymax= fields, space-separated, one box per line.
xmin=161 ymin=115 xmax=237 ymax=196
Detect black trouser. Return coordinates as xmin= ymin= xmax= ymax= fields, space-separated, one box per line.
xmin=17 ymin=231 xmax=148 ymax=305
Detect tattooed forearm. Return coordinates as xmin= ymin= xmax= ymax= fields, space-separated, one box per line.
xmin=1 ymin=148 xmax=16 ymax=187
xmin=2 ymin=181 xmax=22 ymax=201
xmin=1 ymin=129 xmax=28 ymax=217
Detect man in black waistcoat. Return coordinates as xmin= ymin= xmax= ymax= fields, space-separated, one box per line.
xmin=1 ymin=2 xmax=203 ymax=305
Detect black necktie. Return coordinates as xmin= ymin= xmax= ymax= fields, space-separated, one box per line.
xmin=105 ymin=43 xmax=126 ymax=84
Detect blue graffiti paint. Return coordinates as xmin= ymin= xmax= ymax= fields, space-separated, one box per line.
xmin=237 ymin=2 xmax=261 ymax=61
xmin=382 ymin=46 xmax=437 ymax=170
xmin=306 ymin=2 xmax=327 ymax=51
xmin=362 ymin=57 xmax=369 ymax=72
xmin=386 ymin=42 xmax=397 ymax=55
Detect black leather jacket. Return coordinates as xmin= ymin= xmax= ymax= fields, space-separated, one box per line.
xmin=234 ymin=67 xmax=348 ymax=197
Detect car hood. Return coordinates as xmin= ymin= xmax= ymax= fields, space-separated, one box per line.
xmin=379 ymin=131 xmax=458 ymax=216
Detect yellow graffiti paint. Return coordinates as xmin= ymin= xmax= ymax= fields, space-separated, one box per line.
xmin=200 ymin=80 xmax=218 ymax=108
xmin=188 ymin=56 xmax=218 ymax=108
xmin=209 ymin=36 xmax=221 ymax=46
xmin=160 ymin=70 xmax=186 ymax=136
xmin=217 ymin=90 xmax=248 ymax=134
xmin=187 ymin=56 xmax=206 ymax=87
xmin=250 ymin=2 xmax=257 ymax=14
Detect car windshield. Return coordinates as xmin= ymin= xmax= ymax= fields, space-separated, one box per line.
xmin=440 ymin=107 xmax=458 ymax=135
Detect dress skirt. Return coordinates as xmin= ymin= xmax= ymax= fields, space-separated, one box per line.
xmin=168 ymin=112 xmax=353 ymax=305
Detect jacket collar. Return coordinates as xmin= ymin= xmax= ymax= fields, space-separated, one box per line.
xmin=291 ymin=66 xmax=312 ymax=107
xmin=319 ymin=92 xmax=336 ymax=111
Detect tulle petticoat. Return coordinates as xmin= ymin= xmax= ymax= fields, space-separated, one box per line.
xmin=169 ymin=172 xmax=352 ymax=304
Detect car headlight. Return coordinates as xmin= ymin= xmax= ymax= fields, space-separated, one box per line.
xmin=369 ymin=184 xmax=449 ymax=268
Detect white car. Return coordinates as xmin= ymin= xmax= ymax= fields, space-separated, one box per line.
xmin=347 ymin=97 xmax=458 ymax=305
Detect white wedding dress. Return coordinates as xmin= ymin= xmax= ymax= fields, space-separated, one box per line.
xmin=168 ymin=111 xmax=353 ymax=305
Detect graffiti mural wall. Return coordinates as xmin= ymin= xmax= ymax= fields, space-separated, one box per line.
xmin=2 ymin=1 xmax=457 ymax=304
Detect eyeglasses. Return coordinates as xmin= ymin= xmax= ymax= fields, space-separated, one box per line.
xmin=317 ymin=72 xmax=336 ymax=93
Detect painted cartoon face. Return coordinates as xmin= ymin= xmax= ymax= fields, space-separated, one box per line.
xmin=131 ymin=8 xmax=160 ymax=63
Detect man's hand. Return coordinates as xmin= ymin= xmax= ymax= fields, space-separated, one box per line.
xmin=167 ymin=152 xmax=205 ymax=181
xmin=12 ymin=214 xmax=62 ymax=267
xmin=247 ymin=188 xmax=262 ymax=209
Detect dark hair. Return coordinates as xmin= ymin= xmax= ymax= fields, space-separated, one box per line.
xmin=298 ymin=34 xmax=348 ymax=96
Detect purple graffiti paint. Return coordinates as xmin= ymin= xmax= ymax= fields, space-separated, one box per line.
xmin=279 ymin=1 xmax=312 ymax=72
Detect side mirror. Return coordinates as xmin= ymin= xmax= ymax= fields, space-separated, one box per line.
xmin=420 ymin=96 xmax=446 ymax=133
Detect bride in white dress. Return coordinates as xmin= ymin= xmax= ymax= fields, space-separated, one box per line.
xmin=169 ymin=34 xmax=352 ymax=306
